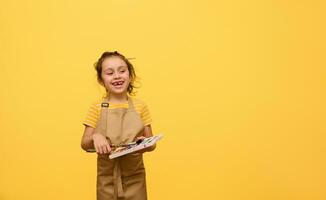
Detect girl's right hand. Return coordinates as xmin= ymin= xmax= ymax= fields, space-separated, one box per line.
xmin=92 ymin=133 xmax=111 ymax=154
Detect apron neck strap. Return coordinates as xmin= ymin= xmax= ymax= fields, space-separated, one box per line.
xmin=127 ymin=96 xmax=135 ymax=110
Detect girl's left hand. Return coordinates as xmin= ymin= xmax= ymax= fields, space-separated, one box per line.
xmin=134 ymin=136 xmax=146 ymax=143
xmin=133 ymin=136 xmax=156 ymax=154
xmin=133 ymin=125 xmax=156 ymax=154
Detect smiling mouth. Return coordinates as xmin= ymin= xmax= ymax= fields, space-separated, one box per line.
xmin=112 ymin=81 xmax=124 ymax=86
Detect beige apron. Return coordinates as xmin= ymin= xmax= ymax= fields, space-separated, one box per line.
xmin=94 ymin=97 xmax=147 ymax=200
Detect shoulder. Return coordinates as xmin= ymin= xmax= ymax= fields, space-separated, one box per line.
xmin=130 ymin=96 xmax=146 ymax=104
xmin=88 ymin=98 xmax=104 ymax=112
xmin=83 ymin=98 xmax=103 ymax=128
xmin=130 ymin=97 xmax=152 ymax=125
xmin=130 ymin=97 xmax=149 ymax=109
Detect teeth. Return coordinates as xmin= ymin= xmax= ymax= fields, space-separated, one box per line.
xmin=113 ymin=81 xmax=123 ymax=86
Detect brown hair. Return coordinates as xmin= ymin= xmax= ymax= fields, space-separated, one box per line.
xmin=94 ymin=51 xmax=138 ymax=95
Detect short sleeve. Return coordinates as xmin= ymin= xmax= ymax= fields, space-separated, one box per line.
xmin=140 ymin=103 xmax=152 ymax=126
xmin=82 ymin=102 xmax=100 ymax=128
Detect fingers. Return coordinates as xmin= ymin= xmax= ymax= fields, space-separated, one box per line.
xmin=95 ymin=144 xmax=101 ymax=154
xmin=95 ymin=145 xmax=99 ymax=154
xmin=106 ymin=144 xmax=111 ymax=154
xmin=135 ymin=136 xmax=146 ymax=145
xmin=135 ymin=136 xmax=146 ymax=142
xmin=101 ymin=144 xmax=111 ymax=154
xmin=137 ymin=136 xmax=146 ymax=140
xmin=101 ymin=145 xmax=107 ymax=154
xmin=92 ymin=134 xmax=111 ymax=155
xmin=96 ymin=143 xmax=111 ymax=155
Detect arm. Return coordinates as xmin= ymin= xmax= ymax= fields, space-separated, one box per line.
xmin=81 ymin=125 xmax=95 ymax=151
xmin=143 ymin=124 xmax=156 ymax=152
xmin=134 ymin=124 xmax=156 ymax=153
xmin=81 ymin=125 xmax=111 ymax=154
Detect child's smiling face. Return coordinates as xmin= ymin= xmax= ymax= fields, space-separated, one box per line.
xmin=100 ymin=56 xmax=131 ymax=96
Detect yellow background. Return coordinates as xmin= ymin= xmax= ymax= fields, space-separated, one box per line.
xmin=0 ymin=0 xmax=325 ymax=199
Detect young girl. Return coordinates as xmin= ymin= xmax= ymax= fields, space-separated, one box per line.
xmin=81 ymin=51 xmax=155 ymax=200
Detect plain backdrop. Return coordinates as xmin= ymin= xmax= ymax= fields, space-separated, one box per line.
xmin=0 ymin=0 xmax=325 ymax=199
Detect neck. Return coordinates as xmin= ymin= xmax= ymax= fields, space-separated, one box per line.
xmin=107 ymin=92 xmax=128 ymax=104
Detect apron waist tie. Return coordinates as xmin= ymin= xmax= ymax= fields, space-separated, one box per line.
xmin=113 ymin=160 xmax=124 ymax=200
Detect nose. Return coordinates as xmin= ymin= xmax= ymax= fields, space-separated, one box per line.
xmin=113 ymin=72 xmax=120 ymax=79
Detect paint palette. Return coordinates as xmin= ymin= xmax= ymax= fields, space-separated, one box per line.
xmin=109 ymin=134 xmax=163 ymax=159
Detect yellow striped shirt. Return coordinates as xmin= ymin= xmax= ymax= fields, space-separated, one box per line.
xmin=83 ymin=96 xmax=152 ymax=128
